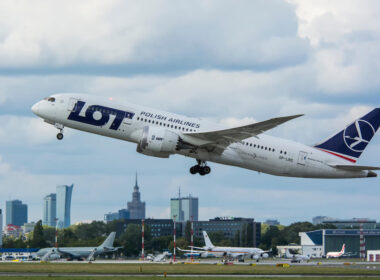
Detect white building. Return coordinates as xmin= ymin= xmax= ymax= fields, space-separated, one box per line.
xmin=367 ymin=250 xmax=380 ymax=262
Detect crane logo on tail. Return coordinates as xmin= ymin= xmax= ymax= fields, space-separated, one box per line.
xmin=343 ymin=120 xmax=375 ymax=153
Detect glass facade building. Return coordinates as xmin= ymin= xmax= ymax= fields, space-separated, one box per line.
xmin=43 ymin=193 xmax=56 ymax=227
xmin=5 ymin=200 xmax=27 ymax=226
xmin=170 ymin=195 xmax=198 ymax=222
xmin=56 ymin=184 xmax=73 ymax=228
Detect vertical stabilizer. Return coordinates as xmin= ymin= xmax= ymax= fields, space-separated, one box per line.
xmin=202 ymin=231 xmax=214 ymax=249
xmin=315 ymin=108 xmax=380 ymax=162
xmin=100 ymin=232 xmax=116 ymax=248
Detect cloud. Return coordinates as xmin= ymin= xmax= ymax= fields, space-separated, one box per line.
xmin=0 ymin=0 xmax=309 ymax=73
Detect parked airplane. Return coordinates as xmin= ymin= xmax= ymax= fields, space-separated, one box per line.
xmin=285 ymin=248 xmax=310 ymax=263
xmin=326 ymin=244 xmax=345 ymax=259
xmin=31 ymin=94 xmax=380 ymax=178
xmin=190 ymin=231 xmax=269 ymax=262
xmin=35 ymin=232 xmax=120 ymax=261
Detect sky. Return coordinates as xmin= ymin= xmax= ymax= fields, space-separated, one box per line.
xmin=0 ymin=0 xmax=380 ymax=226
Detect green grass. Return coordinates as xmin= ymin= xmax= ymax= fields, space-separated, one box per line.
xmin=0 ymin=263 xmax=379 ymax=276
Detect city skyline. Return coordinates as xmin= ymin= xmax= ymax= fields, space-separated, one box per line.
xmin=0 ymin=1 xmax=379 ymax=225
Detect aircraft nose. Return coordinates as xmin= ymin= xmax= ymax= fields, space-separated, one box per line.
xmin=31 ymin=102 xmax=40 ymax=115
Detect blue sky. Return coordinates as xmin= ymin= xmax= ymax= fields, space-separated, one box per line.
xmin=0 ymin=0 xmax=380 ymax=225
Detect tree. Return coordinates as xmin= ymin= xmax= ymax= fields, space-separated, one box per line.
xmin=119 ymin=224 xmax=151 ymax=257
xmin=184 ymin=221 xmax=192 ymax=243
xmin=30 ymin=220 xmax=46 ymax=248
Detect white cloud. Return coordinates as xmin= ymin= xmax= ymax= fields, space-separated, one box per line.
xmin=0 ymin=115 xmax=61 ymax=146
xmin=0 ymin=0 xmax=308 ymax=71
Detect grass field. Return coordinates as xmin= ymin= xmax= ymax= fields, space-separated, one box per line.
xmin=0 ymin=263 xmax=380 ymax=276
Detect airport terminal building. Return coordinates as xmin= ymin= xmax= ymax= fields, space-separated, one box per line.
xmin=300 ymin=229 xmax=380 ymax=258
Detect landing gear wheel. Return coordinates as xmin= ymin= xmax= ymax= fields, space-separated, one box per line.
xmin=57 ymin=133 xmax=64 ymax=140
xmin=199 ymin=168 xmax=206 ymax=176
xmin=203 ymin=166 xmax=211 ymax=174
xmin=189 ymin=160 xmax=211 ymax=175
xmin=190 ymin=166 xmax=199 ymax=174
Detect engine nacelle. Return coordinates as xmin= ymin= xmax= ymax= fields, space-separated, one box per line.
xmin=137 ymin=126 xmax=180 ymax=158
xmin=251 ymin=254 xmax=260 ymax=260
xmin=261 ymin=253 xmax=269 ymax=259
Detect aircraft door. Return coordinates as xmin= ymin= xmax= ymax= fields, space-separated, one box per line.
xmin=297 ymin=151 xmax=307 ymax=166
xmin=67 ymin=98 xmax=79 ymax=112
xmin=121 ymin=106 xmax=135 ymax=125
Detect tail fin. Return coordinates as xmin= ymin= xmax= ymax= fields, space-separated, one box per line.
xmin=315 ymin=108 xmax=380 ymax=163
xmin=202 ymin=231 xmax=214 ymax=249
xmin=100 ymin=232 xmax=116 ymax=248
xmin=341 ymin=244 xmax=345 ymax=254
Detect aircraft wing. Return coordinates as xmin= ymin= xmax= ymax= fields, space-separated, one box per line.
xmin=184 ymin=114 xmax=303 ymax=152
xmin=178 ymin=247 xmax=205 ymax=254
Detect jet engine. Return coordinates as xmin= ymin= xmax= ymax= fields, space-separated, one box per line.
xmin=251 ymin=254 xmax=260 ymax=260
xmin=261 ymin=253 xmax=269 ymax=259
xmin=137 ymin=126 xmax=180 ymax=158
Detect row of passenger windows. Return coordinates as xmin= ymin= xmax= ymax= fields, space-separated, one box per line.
xmin=241 ymin=141 xmax=287 ymax=155
xmin=136 ymin=117 xmax=197 ymax=132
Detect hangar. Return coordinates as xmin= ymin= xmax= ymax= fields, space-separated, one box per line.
xmin=300 ymin=229 xmax=380 ymax=258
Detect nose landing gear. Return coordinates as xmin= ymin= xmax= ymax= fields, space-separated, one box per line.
xmin=190 ymin=160 xmax=211 ymax=176
xmin=54 ymin=123 xmax=64 ymax=140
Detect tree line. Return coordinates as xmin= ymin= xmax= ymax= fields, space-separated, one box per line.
xmin=2 ymin=220 xmax=335 ymax=257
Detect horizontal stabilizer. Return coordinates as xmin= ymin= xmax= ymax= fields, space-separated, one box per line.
xmin=331 ymin=165 xmax=380 ymax=171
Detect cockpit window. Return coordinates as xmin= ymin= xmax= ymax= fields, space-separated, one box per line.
xmin=44 ymin=97 xmax=56 ymax=102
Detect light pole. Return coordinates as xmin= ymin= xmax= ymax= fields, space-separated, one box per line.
xmin=173 ymin=215 xmax=177 ymax=263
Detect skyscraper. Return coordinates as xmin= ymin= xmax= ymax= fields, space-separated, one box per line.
xmin=170 ymin=189 xmax=198 ymax=222
xmin=56 ymin=184 xmax=73 ymax=228
xmin=127 ymin=174 xmax=145 ymax=219
xmin=43 ymin=193 xmax=57 ymax=227
xmin=6 ymin=200 xmax=27 ymax=226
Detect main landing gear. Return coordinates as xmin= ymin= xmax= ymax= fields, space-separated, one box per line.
xmin=54 ymin=123 xmax=64 ymax=140
xmin=190 ymin=160 xmax=211 ymax=176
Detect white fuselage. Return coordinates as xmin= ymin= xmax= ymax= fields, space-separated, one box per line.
xmin=31 ymin=93 xmax=370 ymax=179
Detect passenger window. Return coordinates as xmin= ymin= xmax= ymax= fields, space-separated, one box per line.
xmin=137 ymin=117 xmax=140 ymax=121
xmin=171 ymin=125 xmax=173 ymax=128
xmin=280 ymin=151 xmax=282 ymax=154
xmin=144 ymin=119 xmax=147 ymax=122
xmin=148 ymin=120 xmax=151 ymax=123
xmin=160 ymin=122 xmax=162 ymax=125
xmin=284 ymin=151 xmax=287 ymax=155
xmin=175 ymin=126 xmax=177 ymax=129
xmin=250 ymin=143 xmax=252 ymax=147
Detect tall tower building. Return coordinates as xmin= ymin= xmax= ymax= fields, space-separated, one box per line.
xmin=56 ymin=184 xmax=73 ymax=228
xmin=6 ymin=200 xmax=27 ymax=226
xmin=127 ymin=174 xmax=145 ymax=219
xmin=170 ymin=189 xmax=198 ymax=222
xmin=43 ymin=193 xmax=57 ymax=227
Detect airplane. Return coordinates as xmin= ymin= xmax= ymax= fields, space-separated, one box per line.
xmin=326 ymin=244 xmax=345 ymax=259
xmin=31 ymin=93 xmax=380 ymax=178
xmin=285 ymin=248 xmax=310 ymax=263
xmin=35 ymin=232 xmax=121 ymax=261
xmin=190 ymin=231 xmax=270 ymax=262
